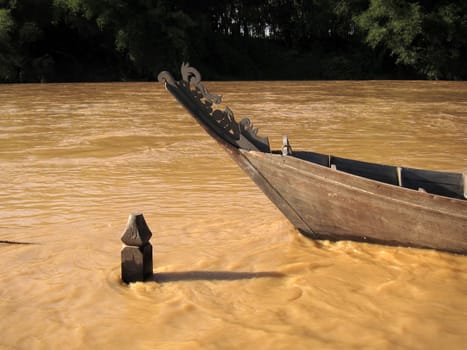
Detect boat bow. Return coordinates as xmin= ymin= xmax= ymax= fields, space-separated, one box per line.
xmin=158 ymin=63 xmax=270 ymax=153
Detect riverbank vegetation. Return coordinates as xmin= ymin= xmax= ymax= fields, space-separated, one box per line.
xmin=1 ymin=0 xmax=466 ymax=82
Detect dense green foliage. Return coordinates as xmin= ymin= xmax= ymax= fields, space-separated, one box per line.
xmin=1 ymin=0 xmax=466 ymax=82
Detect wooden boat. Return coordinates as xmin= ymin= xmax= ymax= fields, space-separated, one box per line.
xmin=158 ymin=64 xmax=467 ymax=254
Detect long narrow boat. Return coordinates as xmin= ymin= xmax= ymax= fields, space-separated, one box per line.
xmin=158 ymin=64 xmax=467 ymax=254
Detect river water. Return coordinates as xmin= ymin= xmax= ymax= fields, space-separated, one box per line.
xmin=0 ymin=81 xmax=466 ymax=349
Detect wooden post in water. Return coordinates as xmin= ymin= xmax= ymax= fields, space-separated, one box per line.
xmin=121 ymin=213 xmax=153 ymax=283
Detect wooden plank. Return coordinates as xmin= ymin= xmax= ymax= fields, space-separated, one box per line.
xmin=242 ymin=151 xmax=467 ymax=254
xmin=292 ymin=151 xmax=330 ymax=167
xmin=401 ymin=167 xmax=464 ymax=199
xmin=331 ymin=156 xmax=399 ymax=185
xmin=227 ymin=147 xmax=314 ymax=234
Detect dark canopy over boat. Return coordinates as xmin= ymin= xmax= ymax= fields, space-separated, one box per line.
xmin=158 ymin=64 xmax=467 ymax=255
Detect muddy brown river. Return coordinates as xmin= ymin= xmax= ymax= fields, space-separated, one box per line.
xmin=1 ymin=81 xmax=466 ymax=349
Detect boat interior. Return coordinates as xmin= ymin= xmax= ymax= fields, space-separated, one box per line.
xmin=290 ymin=150 xmax=466 ymax=200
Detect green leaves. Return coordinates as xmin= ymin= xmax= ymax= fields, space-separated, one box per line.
xmin=52 ymin=0 xmax=82 ymax=13
xmin=0 ymin=8 xmax=14 ymax=41
xmin=354 ymin=0 xmax=467 ymax=79
xmin=0 ymin=8 xmax=16 ymax=81
xmin=355 ymin=0 xmax=422 ymax=65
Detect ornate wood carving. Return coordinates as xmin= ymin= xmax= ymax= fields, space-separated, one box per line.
xmin=158 ymin=63 xmax=270 ymax=152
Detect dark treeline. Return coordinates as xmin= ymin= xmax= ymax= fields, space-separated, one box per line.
xmin=1 ymin=0 xmax=466 ymax=82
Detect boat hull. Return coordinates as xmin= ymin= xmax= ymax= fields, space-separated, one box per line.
xmin=237 ymin=149 xmax=467 ymax=254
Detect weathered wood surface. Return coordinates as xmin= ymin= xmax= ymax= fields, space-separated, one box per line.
xmin=121 ymin=213 xmax=153 ymax=283
xmin=158 ymin=63 xmax=270 ymax=153
xmin=241 ymin=150 xmax=467 ymax=254
xmin=293 ymin=151 xmax=330 ymax=167
xmin=121 ymin=244 xmax=153 ymax=283
xmin=331 ymin=156 xmax=399 ymax=186
xmin=401 ymin=167 xmax=464 ymax=199
xmin=121 ymin=213 xmax=152 ymax=246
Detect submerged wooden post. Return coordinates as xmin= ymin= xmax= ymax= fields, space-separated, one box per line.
xmin=121 ymin=213 xmax=153 ymax=283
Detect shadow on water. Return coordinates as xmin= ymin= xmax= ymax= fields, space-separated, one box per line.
xmin=152 ymin=271 xmax=285 ymax=283
xmin=0 ymin=240 xmax=37 ymax=245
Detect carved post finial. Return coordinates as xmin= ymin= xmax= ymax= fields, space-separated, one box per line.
xmin=121 ymin=213 xmax=153 ymax=283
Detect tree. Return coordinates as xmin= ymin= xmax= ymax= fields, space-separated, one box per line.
xmin=355 ymin=0 xmax=467 ymax=79
xmin=419 ymin=1 xmax=467 ymax=79
xmin=355 ymin=0 xmax=422 ymax=67
xmin=1 ymin=0 xmax=466 ymax=81
xmin=64 ymin=0 xmax=195 ymax=77
xmin=0 ymin=6 xmax=16 ymax=81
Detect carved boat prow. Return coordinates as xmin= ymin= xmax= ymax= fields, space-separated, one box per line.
xmin=158 ymin=63 xmax=270 ymax=153
xmin=158 ymin=64 xmax=467 ymax=255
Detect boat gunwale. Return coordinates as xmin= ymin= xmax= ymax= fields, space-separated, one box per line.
xmin=241 ymin=149 xmax=467 ymax=218
xmin=241 ymin=149 xmax=467 ymax=254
